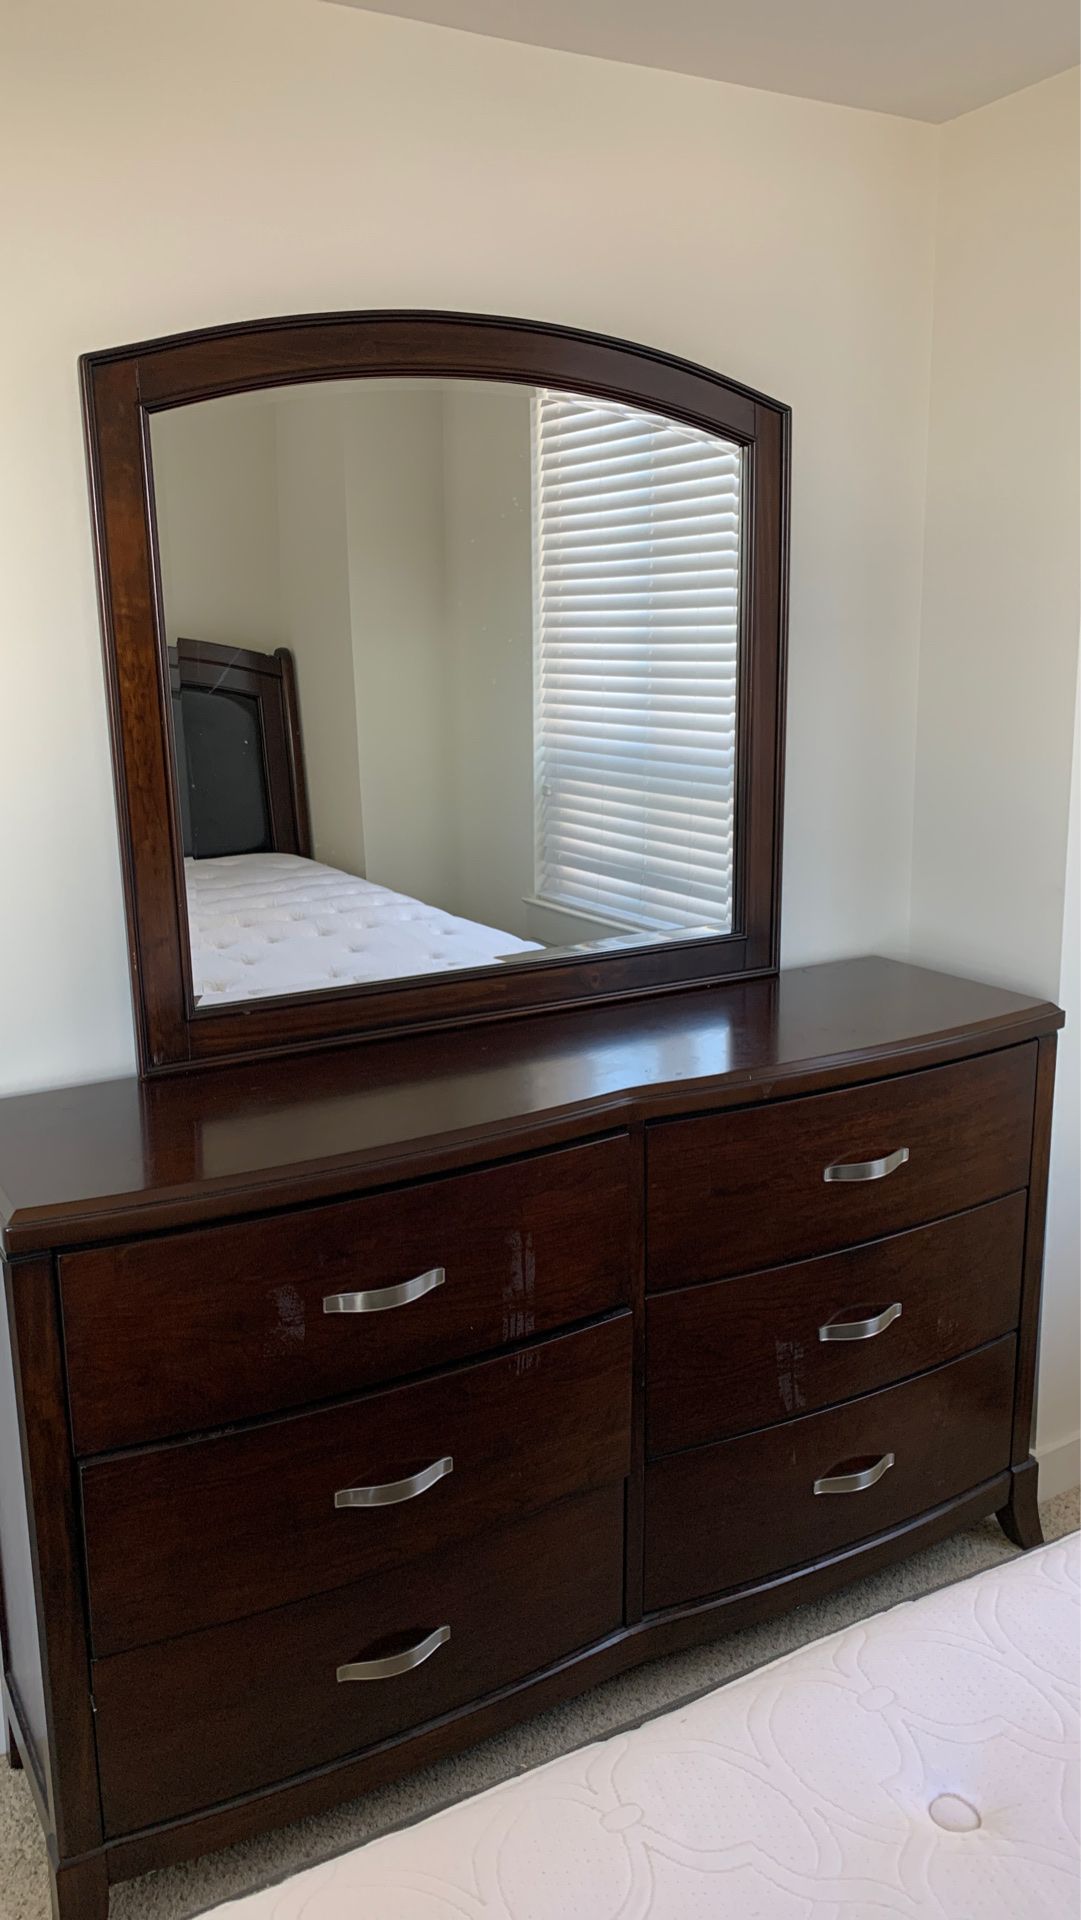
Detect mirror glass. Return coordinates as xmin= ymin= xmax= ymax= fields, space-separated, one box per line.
xmin=150 ymin=379 xmax=743 ymax=1005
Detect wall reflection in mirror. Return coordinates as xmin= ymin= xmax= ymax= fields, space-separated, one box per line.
xmin=150 ymin=379 xmax=743 ymax=1005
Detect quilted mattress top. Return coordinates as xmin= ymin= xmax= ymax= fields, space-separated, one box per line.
xmin=185 ymin=853 xmax=539 ymax=1003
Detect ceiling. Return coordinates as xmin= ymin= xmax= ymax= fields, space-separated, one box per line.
xmin=321 ymin=0 xmax=1080 ymax=122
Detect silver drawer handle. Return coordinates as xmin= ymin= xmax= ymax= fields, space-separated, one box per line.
xmin=334 ymin=1456 xmax=453 ymax=1509
xmin=337 ymin=1624 xmax=450 ymax=1683
xmin=818 ymin=1303 xmax=902 ymax=1343
xmin=814 ymin=1452 xmax=895 ymax=1496
xmin=324 ymin=1267 xmax=445 ymax=1315
xmin=823 ymin=1147 xmax=909 ymax=1184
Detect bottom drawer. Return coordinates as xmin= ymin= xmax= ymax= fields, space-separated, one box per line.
xmin=95 ymin=1486 xmax=624 ymax=1835
xmin=644 ymin=1337 xmax=1015 ymax=1612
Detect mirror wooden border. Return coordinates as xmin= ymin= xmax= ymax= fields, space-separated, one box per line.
xmin=81 ymin=311 xmax=789 ymax=1075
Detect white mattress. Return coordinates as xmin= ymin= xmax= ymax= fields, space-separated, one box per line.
xmin=205 ymin=1533 xmax=1079 ymax=1919
xmin=186 ymin=853 xmax=539 ymax=1004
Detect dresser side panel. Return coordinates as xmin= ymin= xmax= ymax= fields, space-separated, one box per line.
xmin=2 ymin=1256 xmax=102 ymax=1857
xmin=1013 ymin=1031 xmax=1059 ymax=1465
xmin=0 ymin=1262 xmax=49 ymax=1780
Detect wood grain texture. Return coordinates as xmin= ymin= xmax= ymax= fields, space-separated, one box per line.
xmin=171 ymin=638 xmax=311 ymax=860
xmin=647 ymin=1193 xmax=1026 ymax=1453
xmin=0 ymin=960 xmax=1062 ymax=1258
xmin=644 ymin=1336 xmax=1016 ymax=1610
xmin=647 ymin=1043 xmax=1038 ymax=1286
xmin=100 ymin=1475 xmax=1010 ymax=1890
xmin=93 ymin=1485 xmax=625 ymax=1835
xmin=276 ymin=646 xmax=313 ymax=860
xmin=623 ymin=1122 xmax=648 ymax=1625
xmin=0 ymin=1261 xmax=101 ymax=1859
xmin=81 ymin=310 xmax=789 ymax=1074
xmin=0 ymin=1275 xmax=48 ymax=1780
xmin=81 ymin=358 xmax=191 ymax=1071
xmin=997 ymin=1454 xmax=1044 ymax=1550
xmin=82 ymin=1316 xmax=631 ymax=1654
xmin=62 ymin=1134 xmax=631 ymax=1451
xmin=50 ymin=1855 xmax=109 ymax=1920
xmin=1011 ymin=1032 xmax=1058 ymax=1466
xmin=741 ymin=402 xmax=788 ymax=973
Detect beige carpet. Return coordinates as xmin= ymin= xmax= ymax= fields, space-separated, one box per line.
xmin=2 ymin=1490 xmax=1077 ymax=1920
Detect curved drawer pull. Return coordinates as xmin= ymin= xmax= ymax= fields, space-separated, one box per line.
xmin=818 ymin=1302 xmax=902 ymax=1344
xmin=323 ymin=1267 xmax=445 ymax=1315
xmin=814 ymin=1452 xmax=895 ymax=1496
xmin=823 ymin=1147 xmax=909 ymax=1185
xmin=334 ymin=1455 xmax=453 ymax=1510
xmin=337 ymin=1623 xmax=450 ymax=1683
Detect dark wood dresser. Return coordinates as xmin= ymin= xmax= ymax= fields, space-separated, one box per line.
xmin=0 ymin=958 xmax=1061 ymax=1918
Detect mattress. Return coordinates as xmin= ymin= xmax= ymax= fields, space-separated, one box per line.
xmin=205 ymin=1532 xmax=1079 ymax=1918
xmin=185 ymin=853 xmax=540 ymax=1004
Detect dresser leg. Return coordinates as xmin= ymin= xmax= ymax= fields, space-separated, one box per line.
xmin=996 ymin=1459 xmax=1044 ymax=1551
xmin=50 ymin=1855 xmax=109 ymax=1920
xmin=6 ymin=1714 xmax=23 ymax=1768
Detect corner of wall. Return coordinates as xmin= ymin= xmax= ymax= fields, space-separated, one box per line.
xmin=899 ymin=115 xmax=947 ymax=963
xmin=905 ymin=68 xmax=1081 ymax=996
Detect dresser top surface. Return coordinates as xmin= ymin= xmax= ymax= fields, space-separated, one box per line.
xmin=0 ymin=957 xmax=1061 ymax=1255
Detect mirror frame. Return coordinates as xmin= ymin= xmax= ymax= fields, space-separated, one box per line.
xmin=81 ymin=311 xmax=789 ymax=1074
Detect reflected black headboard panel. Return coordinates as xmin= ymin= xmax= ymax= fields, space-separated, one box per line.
xmin=169 ymin=640 xmax=311 ymax=863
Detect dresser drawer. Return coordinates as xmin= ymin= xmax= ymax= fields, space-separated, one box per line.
xmin=647 ymin=1193 xmax=1025 ymax=1455
xmin=93 ymin=1483 xmax=624 ymax=1835
xmin=61 ymin=1134 xmax=631 ymax=1453
xmin=647 ymin=1046 xmax=1035 ymax=1289
xmin=644 ymin=1336 xmax=1015 ymax=1610
xmin=82 ymin=1314 xmax=631 ymax=1655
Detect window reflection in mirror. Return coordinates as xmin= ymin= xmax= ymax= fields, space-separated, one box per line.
xmin=149 ymin=380 xmax=742 ymax=1006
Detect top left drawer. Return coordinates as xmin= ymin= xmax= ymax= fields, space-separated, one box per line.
xmin=60 ymin=1134 xmax=631 ymax=1454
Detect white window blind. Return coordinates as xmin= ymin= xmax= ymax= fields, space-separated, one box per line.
xmin=532 ymin=391 xmax=742 ymax=934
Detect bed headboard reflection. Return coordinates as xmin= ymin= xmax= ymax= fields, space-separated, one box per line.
xmin=169 ymin=639 xmax=311 ymax=862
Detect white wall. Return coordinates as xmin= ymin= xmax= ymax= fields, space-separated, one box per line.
xmin=440 ymin=383 xmax=535 ymax=932
xmin=151 ymin=403 xmax=285 ymax=650
xmin=908 ymin=69 xmax=1081 ymax=1490
xmin=0 ymin=0 xmax=939 ymax=1093
xmin=910 ymin=70 xmax=1081 ymax=998
xmin=275 ymin=391 xmax=367 ymax=875
xmin=344 ymin=385 xmax=456 ymax=905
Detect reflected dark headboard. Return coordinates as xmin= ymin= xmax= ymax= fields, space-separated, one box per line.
xmin=169 ymin=639 xmax=312 ymax=862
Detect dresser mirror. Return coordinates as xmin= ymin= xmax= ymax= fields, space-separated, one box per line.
xmin=82 ymin=314 xmax=788 ymax=1071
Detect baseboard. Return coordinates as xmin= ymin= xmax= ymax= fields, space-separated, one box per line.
xmin=1036 ymin=1432 xmax=1081 ymax=1501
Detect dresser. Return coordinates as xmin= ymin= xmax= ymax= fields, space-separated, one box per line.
xmin=0 ymin=958 xmax=1061 ymax=1919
